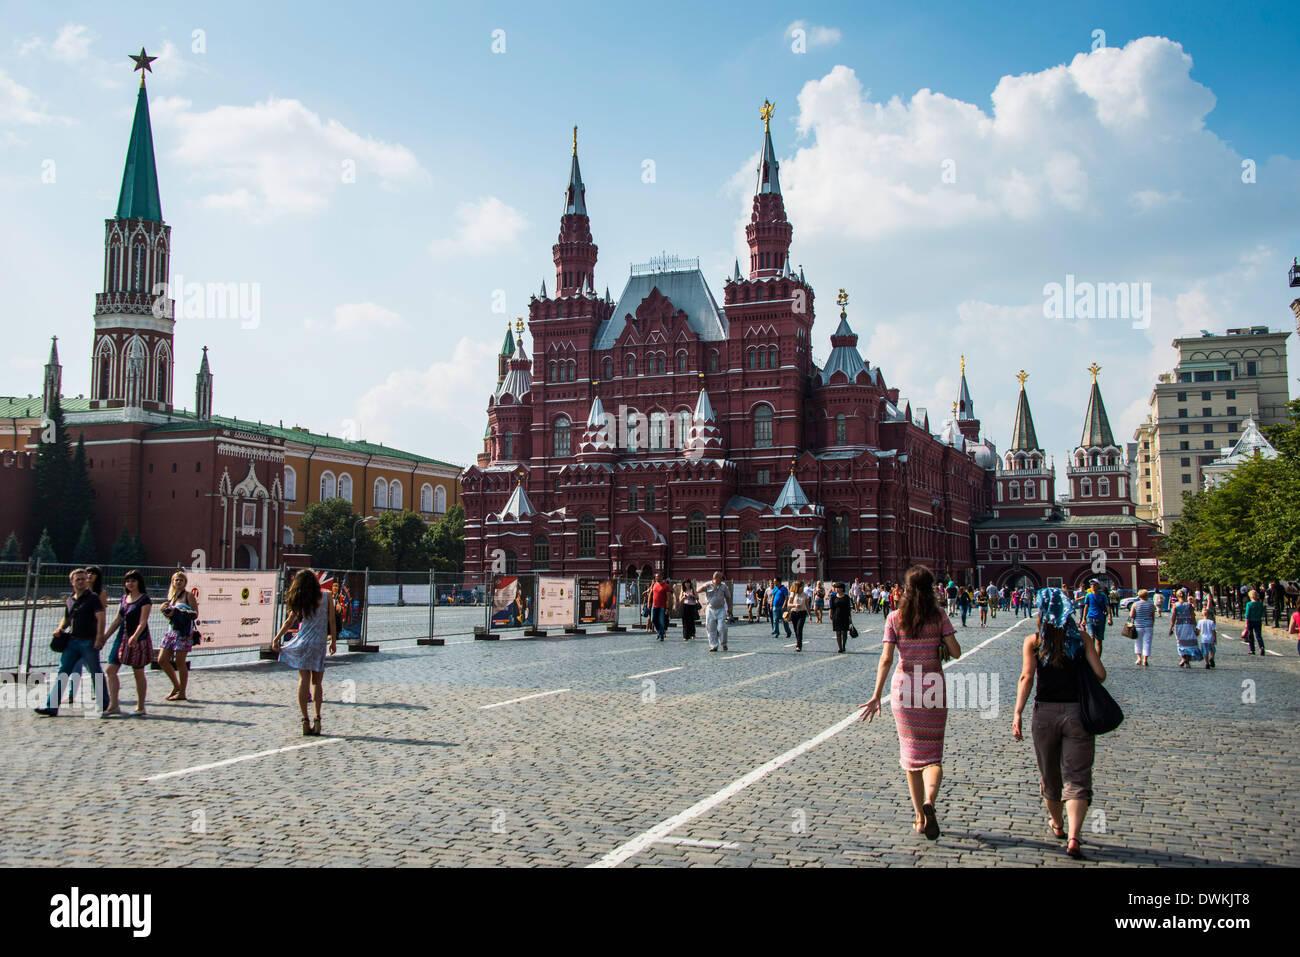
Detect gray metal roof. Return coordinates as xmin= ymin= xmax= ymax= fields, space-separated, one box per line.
xmin=772 ymin=472 xmax=811 ymax=510
xmin=594 ymin=267 xmax=728 ymax=351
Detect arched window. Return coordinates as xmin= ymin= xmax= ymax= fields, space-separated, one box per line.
xmin=626 ymin=356 xmax=635 ymax=377
xmin=549 ymin=361 xmax=557 ymax=382
xmin=373 ymin=477 xmax=388 ymax=509
xmin=283 ymin=525 xmax=294 ymax=546
xmin=753 ymin=405 xmax=773 ymax=448
xmin=749 ymin=349 xmax=758 ymax=370
xmin=657 ymin=356 xmax=666 ymax=375
xmin=1088 ymin=533 xmax=1099 ymax=548
xmin=688 ymin=511 xmax=706 ymax=555
xmin=628 ymin=487 xmax=639 ymax=511
xmin=320 ymin=471 xmax=336 ymax=500
xmin=1081 ymin=478 xmax=1093 ymax=497
xmin=434 ymin=485 xmax=446 ymax=513
xmin=831 ymin=513 xmax=850 ymax=556
xmin=338 ymin=473 xmax=353 ymax=503
xmin=553 ymin=416 xmax=571 ymax=456
xmin=284 ymin=465 xmax=297 ymax=502
xmin=649 ymin=412 xmax=667 ymax=451
xmin=389 ymin=480 xmax=402 ymax=510
xmin=1098 ymin=477 xmax=1110 ymax=497
xmin=769 ymin=346 xmax=778 ymax=368
xmin=1009 ymin=535 xmax=1019 ymax=549
xmin=677 ymin=352 xmax=687 ymax=373
xmin=1009 ymin=482 xmax=1020 ymax=500
xmin=1109 ymin=532 xmax=1120 ymax=548
xmin=578 ymin=514 xmax=596 ymax=557
xmin=132 ymin=242 xmax=145 ymax=291
xmin=1047 ymin=534 xmax=1057 ymax=549
xmin=532 ymin=535 xmax=549 ymax=569
xmin=1024 ymin=480 xmax=1035 ymax=500
xmin=568 ymin=360 xmax=577 ymax=381
xmin=1028 ymin=534 xmax=1038 ymax=549
xmin=778 ymin=545 xmax=795 ymax=581
xmin=835 ymin=414 xmax=847 ymax=445
xmin=98 ymin=355 xmax=111 ymax=400
xmin=156 ymin=358 xmax=168 ymax=403
xmin=603 ymin=357 xmax=612 ymax=381
xmin=502 ymin=430 xmax=513 ymax=459
xmin=740 ymin=530 xmax=759 ymax=567
xmin=1068 ymin=534 xmax=1079 ymax=549
xmin=644 ymin=486 xmax=656 ymax=511
xmin=990 ymin=535 xmax=1000 ymax=550
xmin=709 ymin=351 xmax=718 ymax=372
xmin=420 ymin=483 xmax=433 ymax=512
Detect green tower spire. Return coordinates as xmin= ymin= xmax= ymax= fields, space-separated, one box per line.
xmin=115 ymin=69 xmax=163 ymax=222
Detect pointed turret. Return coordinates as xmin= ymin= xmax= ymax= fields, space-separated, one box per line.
xmin=772 ymin=466 xmax=811 ymax=512
xmin=116 ymin=79 xmax=163 ymax=223
xmin=42 ymin=337 xmax=62 ymax=416
xmin=685 ymin=377 xmax=725 ymax=459
xmin=195 ymin=346 xmax=213 ymax=421
xmin=579 ymin=392 xmax=616 ymax=459
xmin=497 ymin=323 xmax=516 ymax=383
xmin=1079 ymin=364 xmax=1116 ymax=448
xmin=1009 ymin=371 xmax=1040 ymax=452
xmin=818 ymin=290 xmax=868 ymax=385
xmin=954 ymin=355 xmax=981 ymax=442
xmin=553 ymin=126 xmax=598 ymax=297
xmin=746 ymin=100 xmax=793 ymax=279
xmin=732 ymin=259 xmax=743 ymax=282
xmin=497 ymin=327 xmax=533 ymax=401
xmin=499 ymin=479 xmax=537 ymax=521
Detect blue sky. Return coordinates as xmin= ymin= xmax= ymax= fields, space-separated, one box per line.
xmin=1 ymin=0 xmax=1296 ymax=468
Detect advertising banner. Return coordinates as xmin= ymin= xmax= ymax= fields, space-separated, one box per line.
xmin=536 ymin=576 xmax=576 ymax=628
xmin=578 ymin=578 xmax=617 ymax=625
xmin=189 ymin=570 xmax=279 ymax=649
xmin=491 ymin=575 xmax=534 ymax=629
xmin=322 ymin=570 xmax=364 ymax=642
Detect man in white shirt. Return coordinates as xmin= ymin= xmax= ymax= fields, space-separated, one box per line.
xmin=700 ymin=572 xmax=732 ymax=652
xmin=986 ymin=582 xmax=999 ymax=619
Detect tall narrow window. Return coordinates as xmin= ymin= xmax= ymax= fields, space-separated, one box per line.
xmin=338 ymin=473 xmax=353 ymax=503
xmin=374 ymin=477 xmax=388 ymax=509
xmin=502 ymin=431 xmax=513 ymax=459
xmin=831 ymin=514 xmax=850 ymax=556
xmin=628 ymin=488 xmax=639 ymax=511
xmin=578 ymin=514 xmax=596 ymax=558
xmin=532 ymin=535 xmax=550 ymax=569
xmin=389 ymin=480 xmax=402 ymax=510
xmin=645 ymin=486 xmax=655 ymax=511
xmin=688 ymin=511 xmax=706 ymax=555
xmin=320 ymin=471 xmax=337 ymax=500
xmin=553 ymin=416 xmax=571 ymax=456
xmin=420 ymin=483 xmax=433 ymax=513
xmin=284 ymin=466 xmax=297 ymax=502
xmin=753 ymin=405 xmax=773 ymax=448
xmin=835 ymin=414 xmax=846 ymax=445
xmin=156 ymin=358 xmax=168 ymax=403
xmin=434 ymin=485 xmax=446 ymax=513
xmin=740 ymin=531 xmax=759 ymax=567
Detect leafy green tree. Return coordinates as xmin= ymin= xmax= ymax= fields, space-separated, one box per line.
xmin=373 ymin=509 xmax=428 ymax=571
xmin=422 ymin=503 xmax=466 ymax=573
xmin=300 ymin=498 xmax=375 ymax=569
xmin=0 ymin=532 xmax=21 ymax=562
xmin=32 ymin=394 xmax=73 ymax=556
xmin=72 ymin=520 xmax=97 ymax=564
xmin=33 ymin=527 xmax=59 ymax=564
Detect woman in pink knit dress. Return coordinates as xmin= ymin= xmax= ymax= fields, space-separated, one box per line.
xmin=859 ymin=565 xmax=962 ymax=839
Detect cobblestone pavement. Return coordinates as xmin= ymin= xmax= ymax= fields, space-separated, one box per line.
xmin=3 ymin=611 xmax=1296 ymax=867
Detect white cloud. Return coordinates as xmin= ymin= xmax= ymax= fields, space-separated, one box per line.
xmin=150 ymin=95 xmax=426 ymax=217
xmin=786 ymin=21 xmax=842 ymax=49
xmin=352 ymin=337 xmax=497 ymax=458
xmin=332 ymin=302 xmax=402 ymax=332
xmin=734 ymin=36 xmax=1299 ymax=472
xmin=50 ymin=24 xmax=93 ymax=63
xmin=428 ymin=196 xmax=528 ymax=256
xmin=0 ymin=69 xmax=65 ymax=126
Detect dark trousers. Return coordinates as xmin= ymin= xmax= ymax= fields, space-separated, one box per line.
xmin=791 ymin=611 xmax=807 ymax=647
xmin=1245 ymin=619 xmax=1264 ymax=653
xmin=960 ymin=604 xmax=969 ymax=626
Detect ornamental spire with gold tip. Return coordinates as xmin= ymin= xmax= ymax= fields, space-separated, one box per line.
xmin=1079 ymin=363 xmax=1116 ymax=449
xmin=1009 ymin=370 xmax=1041 ymax=452
xmin=117 ymin=47 xmax=163 ymax=222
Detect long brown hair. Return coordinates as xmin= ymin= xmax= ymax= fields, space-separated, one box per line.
xmin=898 ymin=565 xmax=940 ymax=637
xmin=286 ymin=569 xmax=323 ymax=620
xmin=1038 ymin=622 xmax=1067 ymax=668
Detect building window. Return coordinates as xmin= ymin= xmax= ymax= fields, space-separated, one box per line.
xmin=628 ymin=488 xmax=638 ymax=511
xmin=1098 ymin=477 xmax=1109 ymax=497
xmin=283 ymin=526 xmax=294 ymax=547
xmin=831 ymin=515 xmax=850 ymax=556
xmin=1226 ymin=389 xmax=1235 ymax=399
xmin=603 ymin=357 xmax=613 ymax=381
xmin=1081 ymin=478 xmax=1092 ymax=497
xmin=709 ymin=351 xmax=718 ymax=372
xmin=1245 ymin=360 xmax=1257 ymax=376
xmin=1194 ymin=371 xmax=1214 ymax=382
xmin=1068 ymin=534 xmax=1079 ymax=549
xmin=1047 ymin=534 xmax=1057 ymax=549
xmin=374 ymin=477 xmax=388 ymax=509
xmin=502 ymin=431 xmax=513 ymax=459
xmin=553 ymin=416 xmax=571 ymax=456
xmin=1182 ymin=474 xmax=1191 ymax=484
xmin=1176 ymin=392 xmax=1186 ymax=402
xmin=688 ymin=511 xmax=706 ymax=555
xmin=549 ymin=361 xmax=557 ymax=382
xmin=769 ymin=346 xmax=778 ymax=368
xmin=1177 ymin=409 xmax=1187 ymax=418
xmin=1181 ymin=457 xmax=1191 ymax=467
xmin=1109 ymin=533 xmax=1120 ymax=548
xmin=1204 ymin=441 xmax=1214 ymax=449
xmin=338 ymin=473 xmax=353 ymax=503
xmin=645 ymin=486 xmax=656 ymax=511
xmin=1203 ymin=424 xmax=1213 ymax=433
xmin=284 ymin=465 xmax=297 ymax=502
xmin=434 ymin=485 xmax=446 ymax=513
xmin=677 ymin=352 xmax=688 ymax=373
xmin=753 ymin=405 xmax=773 ymax=448
xmin=1178 ymin=372 xmax=1191 ymax=383
xmin=1009 ymin=482 xmax=1020 ymax=500
xmin=1008 ymin=535 xmax=1019 ymax=549
xmin=626 ymin=356 xmax=635 ymax=377
xmin=532 ymin=535 xmax=549 ymax=569
xmin=1226 ymin=406 xmax=1236 ymax=417
xmin=740 ymin=531 xmax=759 ymax=567
xmin=420 ymin=483 xmax=433 ymax=512
xmin=156 ymin=359 xmax=168 ymax=403
xmin=835 ymin=414 xmax=846 ymax=445
xmin=1024 ymin=480 xmax=1035 ymax=500
xmin=1179 ymin=441 xmax=1189 ymax=450
xmin=578 ymin=514 xmax=596 ymax=558
xmin=778 ymin=545 xmax=795 ymax=581
xmin=389 ymin=481 xmax=402 ymax=510
xmin=1178 ymin=425 xmax=1189 ymax=434
xmin=1227 ymin=423 xmax=1237 ymax=433
xmin=990 ymin=536 xmax=999 ymax=550
xmin=756 ymin=469 xmax=769 ymax=486
xmin=1201 ymin=391 xmax=1211 ymax=401
xmin=1088 ymin=533 xmax=1099 ymax=548
xmin=504 ymin=550 xmax=518 ymax=575
xmin=1202 ymin=407 xmax=1212 ymax=417
xmin=749 ymin=349 xmax=758 ymax=370
xmin=320 ymin=471 xmax=336 ymax=500
xmin=649 ymin=412 xmax=667 ymax=451
xmin=1028 ymin=534 xmax=1038 ymax=549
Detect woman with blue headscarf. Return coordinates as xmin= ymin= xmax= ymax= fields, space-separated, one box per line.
xmin=1012 ymin=586 xmax=1107 ymax=861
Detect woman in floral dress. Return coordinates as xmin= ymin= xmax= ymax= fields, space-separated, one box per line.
xmin=1169 ymin=588 xmax=1201 ymax=667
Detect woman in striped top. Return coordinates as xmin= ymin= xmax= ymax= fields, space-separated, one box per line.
xmin=1127 ymin=589 xmax=1155 ymax=667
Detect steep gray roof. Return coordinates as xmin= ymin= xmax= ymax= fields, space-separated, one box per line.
xmin=772 ymin=472 xmax=810 ymax=510
xmin=499 ymin=482 xmax=536 ymax=520
xmin=593 ymin=267 xmax=728 ymax=351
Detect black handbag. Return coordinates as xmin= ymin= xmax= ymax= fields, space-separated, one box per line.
xmin=848 ymin=624 xmax=859 ymax=639
xmin=1076 ymin=658 xmax=1123 ymax=735
xmin=51 ymin=630 xmax=69 ymax=654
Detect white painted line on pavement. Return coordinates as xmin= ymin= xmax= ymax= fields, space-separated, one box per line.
xmin=783 ymin=643 xmax=796 ymax=648
xmin=590 ymin=616 xmax=1031 ymax=868
xmin=722 ymin=652 xmax=757 ymax=660
xmin=479 ymin=689 xmax=570 ymax=710
xmin=628 ymin=667 xmax=683 ymax=680
xmin=655 ymin=836 xmax=740 ymax=851
xmin=141 ymin=738 xmax=344 ymax=782
xmin=599 ymin=647 xmax=649 ymax=656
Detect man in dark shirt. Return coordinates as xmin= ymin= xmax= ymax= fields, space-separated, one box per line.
xmin=36 ymin=568 xmax=107 ymax=716
xmin=1083 ymin=579 xmax=1113 ymax=657
xmin=1269 ymin=580 xmax=1286 ymax=628
xmin=770 ymin=580 xmax=791 ymax=639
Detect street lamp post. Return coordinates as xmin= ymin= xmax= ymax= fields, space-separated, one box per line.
xmin=350 ymin=515 xmax=376 ymax=570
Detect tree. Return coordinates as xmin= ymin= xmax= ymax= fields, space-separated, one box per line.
xmin=1 ymin=532 xmax=22 ymax=562
xmin=300 ymin=498 xmax=375 ymax=569
xmin=131 ymin=532 xmax=148 ymax=567
xmin=33 ymin=527 xmax=58 ymax=564
xmin=110 ymin=525 xmax=136 ymax=565
xmin=423 ymin=503 xmax=466 ymax=573
xmin=373 ymin=510 xmax=428 ymax=571
xmin=72 ymin=520 xmax=97 ymax=564
xmin=66 ymin=436 xmax=96 ymax=553
xmin=32 ymin=393 xmax=73 ymax=556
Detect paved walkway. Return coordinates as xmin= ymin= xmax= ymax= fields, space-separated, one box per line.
xmin=3 ymin=613 xmax=1296 ymax=867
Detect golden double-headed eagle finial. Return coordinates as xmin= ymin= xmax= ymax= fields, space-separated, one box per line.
xmin=1088 ymin=362 xmax=1102 ymax=382
xmin=1016 ymin=370 xmax=1029 ymax=387
xmin=760 ymin=99 xmax=775 ymax=131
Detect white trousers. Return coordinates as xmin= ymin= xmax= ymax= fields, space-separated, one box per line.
xmin=706 ymin=607 xmax=728 ymax=649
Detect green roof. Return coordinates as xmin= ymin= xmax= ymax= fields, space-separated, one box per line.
xmin=499 ymin=326 xmax=516 ymax=357
xmin=0 ymin=396 xmax=462 ymax=470
xmin=1080 ymin=379 xmax=1115 ymax=448
xmin=116 ymin=82 xmax=163 ymax=222
xmin=1009 ymin=385 xmax=1040 ymax=451
xmin=974 ymin=513 xmax=1156 ymax=531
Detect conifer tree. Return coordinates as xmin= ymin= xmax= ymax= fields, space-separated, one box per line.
xmin=33 ymin=528 xmax=59 ymax=564
xmin=0 ymin=532 xmax=21 ymax=562
xmin=73 ymin=520 xmax=97 ymax=564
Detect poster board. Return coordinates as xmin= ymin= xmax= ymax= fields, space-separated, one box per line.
xmin=188 ymin=570 xmax=279 ymax=649
xmin=578 ymin=578 xmax=617 ymax=625
xmin=537 ymin=576 xmax=576 ymax=628
xmin=491 ymin=575 xmax=534 ymax=629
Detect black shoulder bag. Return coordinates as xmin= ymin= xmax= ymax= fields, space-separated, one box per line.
xmin=1075 ymin=657 xmax=1123 ymax=735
